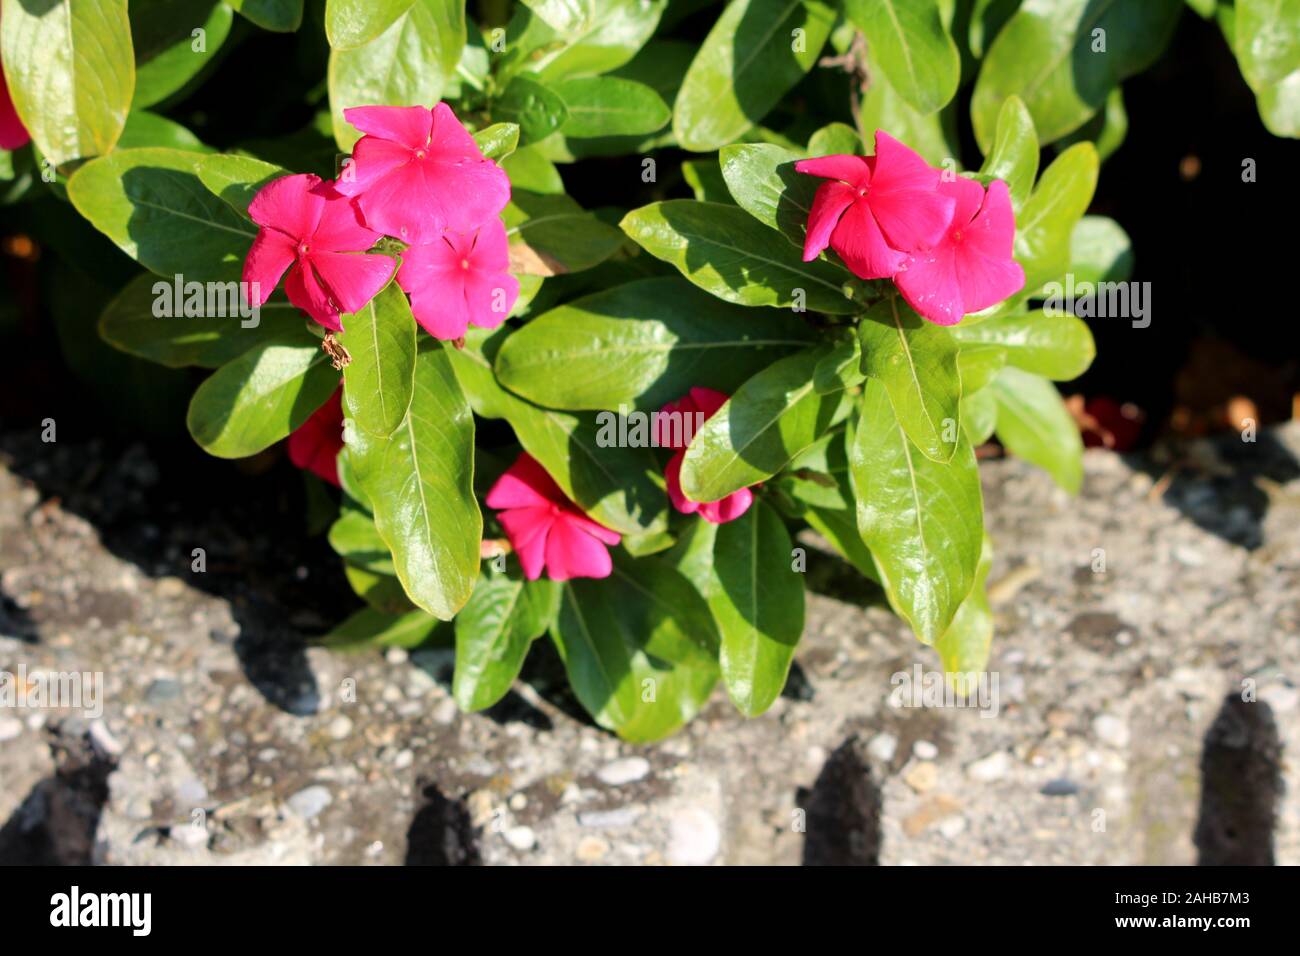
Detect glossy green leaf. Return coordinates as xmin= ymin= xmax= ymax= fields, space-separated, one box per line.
xmin=454 ymin=570 xmax=561 ymax=711
xmin=845 ymin=0 xmax=960 ymax=114
xmin=501 ymin=144 xmax=562 ymax=192
xmin=934 ymin=533 xmax=995 ymax=677
xmin=447 ymin=328 xmax=667 ymax=535
xmin=118 ymin=112 xmax=211 ymax=152
xmin=99 ymin=273 xmax=304 ymax=368
xmin=326 ymin=0 xmax=414 ymax=49
xmin=990 ymin=365 xmax=1083 ymax=493
xmin=681 ymin=348 xmax=846 ymax=502
xmin=970 ymin=0 xmax=1183 ymax=150
xmin=347 ymin=341 xmax=481 ymax=620
xmin=962 ymin=387 xmax=999 ymax=445
xmin=473 ymin=122 xmax=520 ymax=161
xmin=857 ymin=296 xmax=962 ymax=464
xmin=1069 ymin=214 xmax=1134 ymax=285
xmin=506 ymin=191 xmax=625 ymax=275
xmin=673 ymin=0 xmax=836 ymax=152
xmin=850 ymin=380 xmax=984 ymax=644
xmin=329 ymin=508 xmax=395 ymax=576
xmin=953 ymin=309 xmax=1095 ymax=381
xmin=1235 ymin=0 xmax=1300 ymax=137
xmin=343 ymin=562 xmax=418 ymax=615
xmin=550 ymin=558 xmax=719 ymax=743
xmin=807 ymin=122 xmax=862 ymax=156
xmin=131 ymin=0 xmax=234 ymax=108
xmin=719 ymin=143 xmax=820 ymax=249
xmin=197 ymin=153 xmax=291 ymax=219
xmin=620 ymin=200 xmax=856 ymax=313
xmin=682 ymin=159 xmax=732 ymax=202
xmin=227 ymin=0 xmax=303 ymax=32
xmin=1014 ymin=142 xmax=1099 ymax=293
xmin=1057 ymin=85 xmax=1128 ymax=160
xmin=68 ymin=148 xmax=258 ymax=284
xmin=494 ymin=277 xmax=813 ymax=411
xmin=554 ymin=76 xmax=670 ymax=138
xmin=186 ymin=331 xmax=338 ymax=458
xmin=977 ymin=95 xmax=1038 ymax=208
xmin=339 ymin=281 xmax=416 ymax=437
xmin=510 ymin=0 xmax=666 ymax=82
xmin=858 ymin=54 xmax=960 ymax=167
xmin=495 ymin=75 xmax=569 ymax=145
xmin=323 ymin=608 xmax=442 ymax=651
xmin=813 ymin=335 xmax=866 ymax=394
xmin=713 ymin=500 xmax=805 ymax=716
xmin=329 ymin=0 xmax=465 ymax=151
xmin=0 ymin=0 xmax=134 ymax=166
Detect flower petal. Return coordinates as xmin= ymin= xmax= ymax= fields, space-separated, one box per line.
xmin=955 ymin=251 xmax=1025 ymax=315
xmin=894 ymin=244 xmax=965 ymax=326
xmin=284 ymin=260 xmax=341 ymax=331
xmin=699 ymin=486 xmax=753 ymax=524
xmin=869 ymin=130 xmax=943 ymax=193
xmin=558 ymin=508 xmax=621 ymax=546
xmin=408 ymin=271 xmax=472 ymax=340
xmin=829 ymin=200 xmax=907 ymax=279
xmin=287 ymin=386 xmax=344 ymax=486
xmin=793 ymin=154 xmax=871 ymax=187
xmin=248 ymin=174 xmax=326 ymax=240
xmin=961 ymin=178 xmax=1017 ymax=260
xmin=497 ymin=508 xmax=552 ymax=581
xmin=544 ymin=518 xmax=613 ymax=581
xmin=872 ymin=187 xmax=956 ymax=254
xmin=486 ymin=453 xmax=566 ymax=509
xmin=242 ymin=229 xmax=296 ymax=306
xmin=333 ymin=134 xmax=414 ymax=198
xmin=342 ymin=105 xmax=432 ymax=149
xmin=310 ymin=251 xmax=396 ymax=316
xmin=802 ymin=180 xmax=856 ymax=262
xmin=0 ymin=63 xmax=30 ymax=150
xmin=687 ymin=387 xmax=729 ymax=421
xmin=310 ymin=188 xmax=384 ymax=252
xmin=665 ymin=452 xmax=701 ymax=515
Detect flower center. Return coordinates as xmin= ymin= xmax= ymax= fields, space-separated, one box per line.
xmin=414 ymin=148 xmax=426 ymax=160
xmin=952 ymin=229 xmax=964 ymax=243
xmin=297 ymin=242 xmax=310 ymax=257
xmin=857 ymin=186 xmax=869 ymax=198
xmin=460 ymin=258 xmax=470 ymax=270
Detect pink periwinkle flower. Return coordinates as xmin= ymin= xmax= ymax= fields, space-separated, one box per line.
xmin=0 ymin=46 xmax=29 ymax=150
xmin=893 ymin=177 xmax=1025 ymax=326
xmin=795 ymin=129 xmax=955 ymax=280
xmin=244 ymin=173 xmax=396 ymax=332
xmin=287 ymin=386 xmax=344 ymax=487
xmin=485 ymin=453 xmax=622 ymax=582
xmin=396 ymin=219 xmax=519 ymax=341
xmin=658 ymin=387 xmax=754 ymax=525
xmin=334 ymin=103 xmax=510 ymax=244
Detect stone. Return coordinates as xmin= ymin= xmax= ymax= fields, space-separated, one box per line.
xmin=504 ymin=826 xmax=536 ymax=851
xmin=286 ymin=785 xmax=332 ymax=820
xmin=667 ymin=807 xmax=720 ymax=865
xmin=903 ymin=761 xmax=938 ymax=793
xmin=576 ymin=837 xmax=609 ymax=862
xmin=866 ymin=732 xmax=897 ymax=763
xmin=1093 ymin=713 xmax=1130 ymax=749
xmin=597 ymin=756 xmax=651 ymax=786
xmin=965 ymin=751 xmax=1011 ymax=782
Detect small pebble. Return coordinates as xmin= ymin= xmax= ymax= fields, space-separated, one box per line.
xmin=576 ymin=836 xmax=610 ymax=862
xmin=1040 ymin=778 xmax=1079 ymax=797
xmin=912 ymin=740 xmax=939 ymax=760
xmin=0 ymin=715 xmax=24 ymax=742
xmin=903 ymin=761 xmax=938 ymax=793
xmin=504 ymin=825 xmax=536 ymax=851
xmin=597 ymin=756 xmax=651 ymax=786
xmin=286 ymin=785 xmax=332 ymax=819
xmin=328 ymin=715 xmax=354 ymax=740
xmin=965 ymin=750 xmax=1011 ymax=782
xmin=667 ymin=808 xmax=720 ymax=865
xmin=867 ymin=732 xmax=897 ymax=762
xmin=1092 ymin=713 xmax=1130 ymax=749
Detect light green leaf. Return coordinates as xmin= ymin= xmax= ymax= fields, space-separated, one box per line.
xmin=118 ymin=112 xmax=211 ymax=152
xmin=493 ymin=277 xmax=813 ymax=411
xmin=990 ymin=365 xmax=1083 ymax=492
xmin=473 ymin=122 xmax=520 ymax=161
xmin=807 ymin=122 xmax=862 ymax=156
xmin=1014 ymin=142 xmax=1099 ymax=293
xmin=971 ymin=0 xmax=1183 ymax=150
xmin=681 ymin=348 xmax=847 ymax=502
xmin=845 ymin=0 xmax=960 ymax=114
xmin=326 ymin=0 xmax=414 ymax=49
xmin=510 ymin=0 xmax=666 ymax=82
xmin=977 ymin=95 xmax=1038 ymax=208
xmin=505 ymin=191 xmax=625 ymax=275
xmin=494 ymin=75 xmax=569 ymax=145
xmin=347 ymin=341 xmax=481 ymax=620
xmin=339 ymin=281 xmax=416 ymax=437
xmin=673 ymin=0 xmax=836 ymax=152
xmin=850 ymin=380 xmax=984 ymax=644
xmin=99 ymin=273 xmax=304 ymax=368
xmin=718 ymin=143 xmax=819 ymax=249
xmin=858 ymin=54 xmax=960 ymax=167
xmin=813 ymin=334 xmax=865 ymax=394
xmin=962 ymin=387 xmax=998 ymax=445
xmin=1069 ymin=214 xmax=1134 ymax=285
xmin=934 ymin=533 xmax=995 ymax=677
xmin=857 ymin=296 xmax=962 ymax=464
xmin=131 ymin=0 xmax=234 ymax=108
xmin=1235 ymin=0 xmax=1300 ymax=137
xmin=454 ymin=570 xmax=561 ymax=711
xmin=197 ymin=153 xmax=291 ymax=220
xmin=329 ymin=508 xmax=395 ymax=576
xmin=554 ymin=76 xmax=670 ymax=138
xmin=501 ymin=145 xmax=562 ymax=192
xmin=186 ymin=331 xmax=338 ymax=458
xmin=0 ymin=0 xmax=134 ymax=166
xmin=323 ymin=607 xmax=442 ymax=651
xmin=953 ymin=309 xmax=1095 ymax=381
xmin=620 ymin=200 xmax=856 ymax=313
xmin=68 ymin=148 xmax=258 ymax=284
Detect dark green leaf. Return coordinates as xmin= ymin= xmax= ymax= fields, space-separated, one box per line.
xmin=454 ymin=570 xmax=560 ymax=711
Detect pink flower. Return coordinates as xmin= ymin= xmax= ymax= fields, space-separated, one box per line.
xmin=795 ymin=129 xmax=955 ymax=280
xmin=244 ymin=173 xmax=396 ymax=332
xmin=485 ymin=453 xmax=622 ymax=582
xmin=0 ymin=46 xmax=30 ymax=150
xmin=396 ymin=219 xmax=519 ymax=340
xmin=893 ymin=177 xmax=1025 ymax=326
xmin=288 ymin=386 xmax=344 ymax=486
xmin=334 ymin=104 xmax=510 ymax=244
xmin=658 ymin=388 xmax=755 ymax=525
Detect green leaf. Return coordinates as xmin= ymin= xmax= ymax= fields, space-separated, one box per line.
xmin=227 ymin=0 xmax=303 ymax=32
xmin=718 ymin=143 xmax=820 ymax=249
xmin=131 ymin=0 xmax=234 ymax=108
xmin=1057 ymin=85 xmax=1128 ymax=161
xmin=197 ymin=153 xmax=291 ymax=219
xmin=67 ymin=148 xmax=258 ymax=284
xmin=0 ymin=0 xmax=134 ymax=166
xmin=1014 ymin=142 xmax=1098 ymax=293
xmin=454 ymin=571 xmax=561 ymax=711
xmin=501 ymin=145 xmax=562 ymax=193
xmin=850 ymin=380 xmax=984 ymax=644
xmin=186 ymin=331 xmax=338 ymax=458
xmin=620 ymin=200 xmax=855 ymax=313
xmin=970 ymin=0 xmax=1183 ymax=150
xmin=807 ymin=122 xmax=862 ymax=156
xmin=857 ymin=296 xmax=963 ymax=464
xmin=323 ymin=607 xmax=442 ymax=651
xmin=957 ymin=344 xmax=1008 ymax=394
xmin=493 ymin=277 xmax=814 ymax=411
xmin=550 ymin=558 xmax=719 ymax=743
xmin=845 ymin=0 xmax=960 ymax=114
xmin=328 ymin=0 xmax=465 ymax=150
xmin=954 ymin=309 xmax=1095 ymax=381
xmin=339 ymin=281 xmax=416 ymax=437
xmin=329 ymin=508 xmax=395 ymax=576
xmin=673 ymin=0 xmax=836 ymax=152
xmin=712 ymin=500 xmax=805 ymax=716
xmin=448 ymin=328 xmax=667 ymax=536
xmin=99 ymin=273 xmax=304 ymax=368
xmin=509 ymin=0 xmax=666 ymax=82
xmin=118 ymin=112 xmax=211 ymax=152
xmin=934 ymin=534 xmax=995 ymax=676
xmin=326 ymin=0 xmax=414 ymax=49
xmin=347 ymin=341 xmax=481 ymax=620
xmin=990 ymin=365 xmax=1083 ymax=493
xmin=962 ymin=388 xmax=998 ymax=445
xmin=813 ymin=335 xmax=865 ymax=394
xmin=858 ymin=52 xmax=960 ymax=167
xmin=553 ymin=76 xmax=670 ymax=138
xmin=505 ymin=191 xmax=625 ymax=276
xmin=343 ymin=562 xmax=418 ymax=614
xmin=473 ymin=122 xmax=520 ymax=161
xmin=977 ymin=95 xmax=1038 ymax=208
xmin=681 ymin=348 xmax=846 ymax=502
xmin=1236 ymin=0 xmax=1300 ymax=136
xmin=495 ymin=75 xmax=569 ymax=145
xmin=1069 ymin=214 xmax=1134 ymax=285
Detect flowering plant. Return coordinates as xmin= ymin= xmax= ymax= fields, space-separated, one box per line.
xmin=7 ymin=0 xmax=1271 ymax=741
